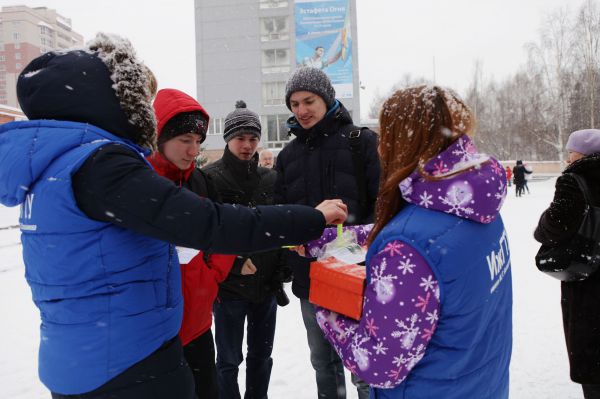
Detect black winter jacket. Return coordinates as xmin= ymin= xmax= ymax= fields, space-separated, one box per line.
xmin=534 ymin=153 xmax=600 ymax=384
xmin=204 ymin=147 xmax=286 ymax=302
xmin=512 ymin=163 xmax=531 ymax=185
xmin=274 ymin=101 xmax=380 ymax=299
xmin=72 ymin=144 xmax=326 ymax=256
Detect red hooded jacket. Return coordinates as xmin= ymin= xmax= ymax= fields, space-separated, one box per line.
xmin=149 ymin=88 xmax=234 ymax=345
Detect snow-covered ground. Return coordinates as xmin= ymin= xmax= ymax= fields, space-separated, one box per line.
xmin=0 ymin=177 xmax=583 ymax=398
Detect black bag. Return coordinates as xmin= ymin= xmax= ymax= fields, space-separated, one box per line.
xmin=535 ymin=173 xmax=600 ymax=281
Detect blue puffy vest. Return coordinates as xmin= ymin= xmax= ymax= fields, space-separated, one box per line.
xmin=366 ymin=204 xmax=512 ymax=399
xmin=14 ymin=121 xmax=182 ymax=394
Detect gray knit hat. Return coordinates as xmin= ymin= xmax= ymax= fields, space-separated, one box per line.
xmin=285 ymin=67 xmax=336 ymax=110
xmin=223 ymin=100 xmax=261 ymax=142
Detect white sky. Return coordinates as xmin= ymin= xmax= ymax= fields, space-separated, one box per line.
xmin=0 ymin=0 xmax=579 ymax=119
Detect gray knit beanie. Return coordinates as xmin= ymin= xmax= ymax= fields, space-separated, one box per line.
xmin=223 ymin=100 xmax=261 ymax=142
xmin=285 ymin=67 xmax=336 ymax=110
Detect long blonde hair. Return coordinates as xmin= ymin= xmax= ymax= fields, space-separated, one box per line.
xmin=367 ymin=86 xmax=475 ymax=245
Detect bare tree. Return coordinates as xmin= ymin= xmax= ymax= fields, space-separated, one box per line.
xmin=526 ymin=7 xmax=576 ymax=163
xmin=574 ymin=0 xmax=600 ymax=127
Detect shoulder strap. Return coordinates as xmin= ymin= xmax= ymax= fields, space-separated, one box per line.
xmin=567 ymin=173 xmax=593 ymax=205
xmin=345 ymin=125 xmax=370 ymax=220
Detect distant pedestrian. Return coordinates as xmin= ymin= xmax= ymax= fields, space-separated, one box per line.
xmin=512 ymin=160 xmax=531 ymax=197
xmin=259 ymin=149 xmax=275 ymax=168
xmin=505 ymin=166 xmax=512 ymax=187
xmin=523 ymin=163 xmax=533 ymax=194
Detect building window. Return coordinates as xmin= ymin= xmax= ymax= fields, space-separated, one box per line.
xmin=40 ymin=26 xmax=53 ymax=35
xmin=13 ymin=32 xmax=20 ymax=41
xmin=0 ymin=56 xmax=4 ymax=61
xmin=260 ymin=17 xmax=289 ymax=42
xmin=14 ymin=43 xmax=20 ymax=50
xmin=264 ymin=114 xmax=291 ymax=146
xmin=261 ymin=49 xmax=290 ymax=74
xmin=262 ymin=81 xmax=285 ymax=106
xmin=15 ymin=62 xmax=21 ymax=69
xmin=259 ymin=0 xmax=288 ymax=9
xmin=207 ymin=118 xmax=223 ymax=135
xmin=14 ymin=53 xmax=20 ymax=60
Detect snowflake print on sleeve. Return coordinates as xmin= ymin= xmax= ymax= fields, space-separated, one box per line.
xmin=316 ymin=240 xmax=440 ymax=388
xmin=304 ymin=224 xmax=373 ymax=257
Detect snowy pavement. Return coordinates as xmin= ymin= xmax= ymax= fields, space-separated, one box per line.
xmin=0 ymin=177 xmax=583 ymax=398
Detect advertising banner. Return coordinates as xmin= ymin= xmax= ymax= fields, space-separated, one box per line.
xmin=295 ymin=0 xmax=353 ymax=98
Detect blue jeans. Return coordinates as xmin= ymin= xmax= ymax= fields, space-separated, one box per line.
xmin=300 ymin=299 xmax=370 ymax=399
xmin=214 ymin=297 xmax=277 ymax=399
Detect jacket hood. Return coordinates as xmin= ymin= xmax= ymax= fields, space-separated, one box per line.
xmin=0 ymin=120 xmax=147 ymax=207
xmin=17 ymin=33 xmax=157 ymax=151
xmin=399 ymin=136 xmax=507 ymax=224
xmin=153 ymin=88 xmax=210 ymax=138
xmin=285 ymin=100 xmax=353 ymax=142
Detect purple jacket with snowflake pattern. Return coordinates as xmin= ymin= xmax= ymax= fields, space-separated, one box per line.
xmin=307 ymin=136 xmax=512 ymax=398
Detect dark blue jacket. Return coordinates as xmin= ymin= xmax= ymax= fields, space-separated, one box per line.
xmin=274 ymin=101 xmax=380 ymax=299
xmin=367 ymin=205 xmax=512 ymax=399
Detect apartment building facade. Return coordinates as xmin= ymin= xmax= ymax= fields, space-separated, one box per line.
xmin=195 ymin=0 xmax=361 ymax=155
xmin=0 ymin=5 xmax=84 ymax=108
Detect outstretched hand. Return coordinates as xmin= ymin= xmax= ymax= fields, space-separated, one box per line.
xmin=315 ymin=199 xmax=348 ymax=225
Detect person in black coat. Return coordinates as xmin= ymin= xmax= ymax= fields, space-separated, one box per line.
xmin=274 ymin=67 xmax=380 ymax=399
xmin=204 ymin=101 xmax=290 ymax=399
xmin=534 ymin=129 xmax=600 ymax=399
xmin=512 ymin=160 xmax=531 ymax=197
xmin=2 ymin=33 xmax=349 ymax=399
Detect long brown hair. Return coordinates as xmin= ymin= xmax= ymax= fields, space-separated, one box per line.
xmin=366 ymin=85 xmax=475 ymax=245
